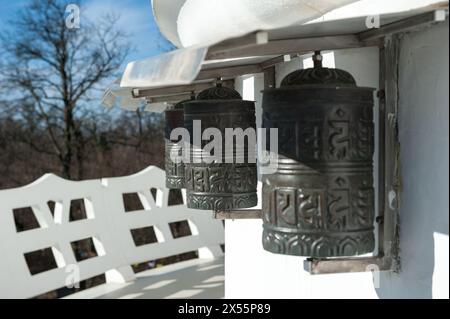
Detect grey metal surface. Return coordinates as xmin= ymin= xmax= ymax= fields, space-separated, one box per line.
xmin=214 ymin=210 xmax=262 ymax=220
xmin=379 ymin=35 xmax=402 ymax=273
xmin=304 ymin=256 xmax=389 ymax=274
xmin=65 ymin=257 xmax=224 ymax=299
xmin=184 ymin=86 xmax=258 ymax=210
xmin=165 ymin=104 xmax=186 ymax=189
xmin=358 ymin=9 xmax=448 ymax=41
xmin=165 ymin=140 xmax=185 ymax=189
xmin=262 ymin=58 xmax=376 ymax=257
xmin=206 ymin=35 xmax=364 ymax=61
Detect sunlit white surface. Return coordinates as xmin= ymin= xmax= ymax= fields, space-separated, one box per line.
xmin=433 ymin=232 xmax=449 ymax=299
xmin=118 ymin=0 xmax=446 ymax=89
xmin=152 ymin=0 xmax=446 ymax=49
xmin=65 ymin=258 xmax=224 ymax=299
xmin=308 ymin=0 xmax=447 ymax=23
xmin=177 ymin=0 xmax=356 ymax=47
xmin=120 ymin=45 xmax=208 ymax=88
xmin=0 ymin=166 xmax=224 ymax=299
xmin=151 ymin=0 xmax=186 ymax=47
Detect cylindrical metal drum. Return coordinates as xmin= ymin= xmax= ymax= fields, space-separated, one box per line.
xmin=262 ymin=55 xmax=375 ymax=257
xmin=165 ymin=101 xmax=185 ymax=189
xmin=184 ymin=85 xmax=258 ymax=210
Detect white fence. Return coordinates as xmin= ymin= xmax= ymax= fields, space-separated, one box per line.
xmin=0 ymin=166 xmax=224 ymax=299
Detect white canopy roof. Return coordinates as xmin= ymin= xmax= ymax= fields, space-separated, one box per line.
xmin=103 ymin=0 xmax=448 ymax=111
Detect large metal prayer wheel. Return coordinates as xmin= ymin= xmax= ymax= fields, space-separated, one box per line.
xmin=165 ymin=101 xmax=186 ymax=189
xmin=262 ymin=53 xmax=375 ymax=257
xmin=184 ymin=85 xmax=258 ymax=210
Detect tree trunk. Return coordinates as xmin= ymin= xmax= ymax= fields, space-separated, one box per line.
xmin=75 ymin=126 xmax=84 ymax=180
xmin=62 ymin=105 xmax=73 ymax=179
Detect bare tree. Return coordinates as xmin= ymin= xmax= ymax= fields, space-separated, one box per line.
xmin=0 ymin=0 xmax=130 ymax=179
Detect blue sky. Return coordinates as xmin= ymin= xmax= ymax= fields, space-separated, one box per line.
xmin=0 ymin=0 xmax=175 ymax=64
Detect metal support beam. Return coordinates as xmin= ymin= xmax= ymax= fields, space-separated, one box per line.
xmin=133 ymin=79 xmax=234 ymax=99
xmin=206 ymin=31 xmax=269 ymax=58
xmin=264 ymin=66 xmax=276 ymax=89
xmin=145 ymin=94 xmax=193 ymax=104
xmin=380 ymin=34 xmax=402 ymax=273
xmin=197 ymin=64 xmax=263 ymax=81
xmin=214 ymin=210 xmax=262 ymax=220
xmin=207 ymin=34 xmax=364 ymax=61
xmin=305 ymin=256 xmax=391 ymax=274
xmin=359 ymin=9 xmax=448 ymax=41
xmin=259 ymin=54 xmax=300 ymax=70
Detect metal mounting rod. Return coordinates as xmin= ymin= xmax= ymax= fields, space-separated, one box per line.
xmin=358 ymin=9 xmax=448 ymax=41
xmin=207 ymin=34 xmax=364 ymax=61
xmin=304 ymin=256 xmax=392 ymax=274
xmin=133 ymin=79 xmax=235 ymax=99
xmin=214 ymin=210 xmax=262 ymax=220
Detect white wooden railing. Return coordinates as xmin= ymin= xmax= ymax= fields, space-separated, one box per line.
xmin=0 ymin=166 xmax=224 ymax=299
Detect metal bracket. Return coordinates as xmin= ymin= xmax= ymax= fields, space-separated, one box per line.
xmin=305 ymin=36 xmax=402 ymax=275
xmin=133 ymin=79 xmax=235 ymax=99
xmin=304 ymin=256 xmax=393 ymax=274
xmin=358 ymin=9 xmax=448 ymax=41
xmin=214 ymin=210 xmax=262 ymax=220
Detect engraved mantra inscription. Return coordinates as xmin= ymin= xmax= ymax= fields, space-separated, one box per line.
xmin=165 ymin=141 xmax=185 ymax=189
xmin=264 ymin=176 xmax=373 ymax=231
xmin=261 ymin=91 xmax=375 ymax=256
xmin=185 ymin=165 xmax=257 ymax=211
xmin=185 ymin=165 xmax=257 ymax=194
xmin=263 ymin=107 xmax=374 ymax=162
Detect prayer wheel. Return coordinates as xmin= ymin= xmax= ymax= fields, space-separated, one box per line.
xmin=165 ymin=101 xmax=186 ymax=189
xmin=183 ymin=84 xmax=258 ymax=210
xmin=261 ymin=52 xmax=375 ymax=257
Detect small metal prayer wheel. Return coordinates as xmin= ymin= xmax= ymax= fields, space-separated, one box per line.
xmin=184 ymin=83 xmax=258 ymax=210
xmin=262 ymin=52 xmax=375 ymax=257
xmin=165 ymin=101 xmax=186 ymax=189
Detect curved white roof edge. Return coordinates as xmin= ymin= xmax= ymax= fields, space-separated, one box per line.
xmin=307 ymin=0 xmax=448 ymax=23
xmin=151 ymin=0 xmax=186 ymax=48
xmin=176 ymin=0 xmax=356 ymax=47
xmin=123 ymin=0 xmax=357 ymax=89
xmin=152 ymin=0 xmax=446 ymax=49
xmin=111 ymin=0 xmax=447 ymax=109
xmin=152 ymin=0 xmax=357 ymax=48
